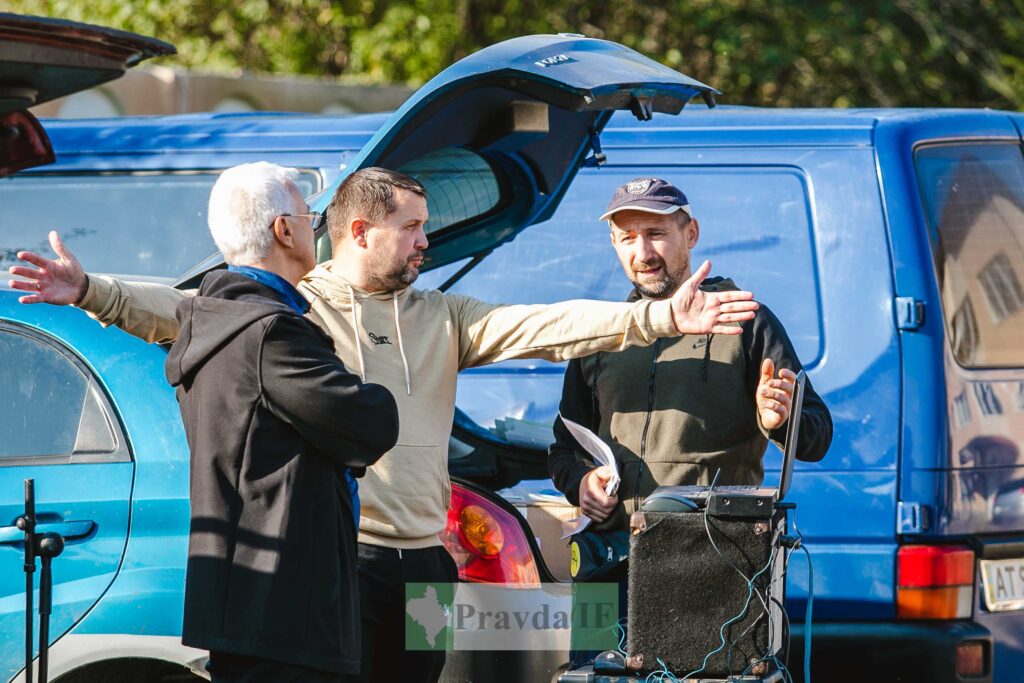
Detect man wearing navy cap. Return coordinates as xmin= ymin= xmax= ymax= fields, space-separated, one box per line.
xmin=548 ymin=178 xmax=834 ymax=665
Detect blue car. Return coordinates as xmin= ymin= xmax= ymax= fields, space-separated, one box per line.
xmin=3 ymin=33 xmax=1024 ymax=683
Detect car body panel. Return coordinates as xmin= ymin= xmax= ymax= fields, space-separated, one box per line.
xmin=0 ymin=292 xmax=182 ymax=681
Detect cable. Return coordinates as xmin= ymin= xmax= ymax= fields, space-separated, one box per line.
xmin=791 ymin=509 xmax=813 ymax=683
xmin=799 ymin=543 xmax=813 ymax=683
xmin=705 ymin=509 xmax=777 ymax=674
xmin=645 ymin=658 xmax=680 ymax=683
xmin=615 ymin=618 xmax=628 ymax=656
xmin=680 ymin=508 xmax=777 ymax=682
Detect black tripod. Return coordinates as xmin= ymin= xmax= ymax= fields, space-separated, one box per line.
xmin=15 ymin=479 xmax=65 ymax=683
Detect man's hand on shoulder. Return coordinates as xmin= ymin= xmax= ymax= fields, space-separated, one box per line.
xmin=757 ymin=358 xmax=796 ymax=431
xmin=579 ymin=466 xmax=618 ymax=522
xmin=670 ymin=260 xmax=758 ymax=335
xmin=8 ymin=231 xmax=88 ymax=305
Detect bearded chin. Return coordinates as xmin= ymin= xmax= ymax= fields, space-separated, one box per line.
xmin=632 ymin=269 xmax=682 ymax=299
xmin=399 ymin=264 xmax=419 ymax=285
xmin=633 ymin=279 xmax=672 ymax=298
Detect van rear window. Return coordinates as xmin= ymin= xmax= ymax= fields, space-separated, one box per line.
xmin=916 ymin=143 xmax=1024 ymax=367
xmin=0 ymin=171 xmax=319 ymax=281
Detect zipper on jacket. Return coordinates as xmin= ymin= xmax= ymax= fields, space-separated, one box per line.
xmin=634 ymin=338 xmax=661 ymax=508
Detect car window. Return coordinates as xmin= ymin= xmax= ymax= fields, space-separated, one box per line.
xmin=399 ymin=148 xmax=501 ymax=235
xmin=916 ymin=143 xmax=1024 ymax=367
xmin=0 ymin=326 xmax=124 ymax=464
xmin=447 ymin=166 xmax=819 ymax=444
xmin=0 ymin=171 xmax=319 ymax=281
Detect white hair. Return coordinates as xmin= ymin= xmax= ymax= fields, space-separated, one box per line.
xmin=207 ymin=162 xmax=303 ymax=265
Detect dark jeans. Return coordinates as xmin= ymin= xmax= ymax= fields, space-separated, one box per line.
xmin=207 ymin=651 xmax=355 ymax=683
xmin=356 ymin=542 xmax=458 ymax=683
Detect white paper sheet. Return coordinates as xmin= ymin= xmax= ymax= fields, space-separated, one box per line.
xmin=559 ymin=414 xmax=620 ymax=496
xmin=559 ymin=414 xmax=621 ymax=540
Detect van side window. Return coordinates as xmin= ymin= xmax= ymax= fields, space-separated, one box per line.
xmin=916 ymin=143 xmax=1024 ymax=366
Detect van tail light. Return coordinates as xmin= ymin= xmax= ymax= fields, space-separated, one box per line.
xmin=440 ymin=482 xmax=541 ymax=586
xmin=896 ymin=545 xmax=974 ymax=619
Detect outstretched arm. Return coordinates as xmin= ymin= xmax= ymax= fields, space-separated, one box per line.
xmin=9 ymin=231 xmax=188 ymax=343
xmin=452 ymin=259 xmax=758 ymax=369
xmin=8 ymin=231 xmax=87 ymax=305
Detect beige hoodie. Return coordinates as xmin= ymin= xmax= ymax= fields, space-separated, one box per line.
xmin=78 ymin=261 xmax=678 ymax=548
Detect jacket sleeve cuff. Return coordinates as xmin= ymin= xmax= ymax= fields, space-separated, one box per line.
xmin=646 ymin=299 xmax=678 ymax=337
xmin=74 ymin=274 xmax=113 ymax=316
xmin=563 ymin=461 xmax=595 ymax=507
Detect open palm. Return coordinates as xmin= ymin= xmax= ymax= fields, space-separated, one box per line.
xmin=670 ymin=259 xmax=758 ymax=335
xmin=7 ymin=231 xmax=87 ymax=305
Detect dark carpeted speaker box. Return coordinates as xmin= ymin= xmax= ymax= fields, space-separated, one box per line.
xmin=626 ymin=509 xmax=786 ymax=677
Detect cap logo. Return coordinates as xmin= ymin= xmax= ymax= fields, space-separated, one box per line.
xmin=626 ymin=179 xmax=653 ymax=195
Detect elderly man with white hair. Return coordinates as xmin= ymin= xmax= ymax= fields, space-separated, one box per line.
xmin=17 ymin=162 xmax=401 ymax=682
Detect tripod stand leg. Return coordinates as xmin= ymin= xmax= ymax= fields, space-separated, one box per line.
xmin=36 ymin=534 xmax=63 ymax=683
xmin=19 ymin=478 xmax=36 ymax=683
xmin=24 ymin=572 xmax=33 ymax=683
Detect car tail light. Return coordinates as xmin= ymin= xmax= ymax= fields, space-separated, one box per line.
xmin=956 ymin=641 xmax=986 ymax=678
xmin=440 ymin=482 xmax=541 ymax=585
xmin=0 ymin=111 xmax=54 ymax=177
xmin=896 ymin=545 xmax=974 ymax=619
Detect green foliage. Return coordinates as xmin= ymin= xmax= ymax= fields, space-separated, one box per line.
xmin=3 ymin=0 xmax=1022 ymax=108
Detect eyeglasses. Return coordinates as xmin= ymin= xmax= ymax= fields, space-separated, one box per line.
xmin=274 ymin=211 xmax=325 ymax=232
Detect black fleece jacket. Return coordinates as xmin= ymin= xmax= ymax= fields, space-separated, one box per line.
xmin=165 ymin=270 xmax=398 ymax=674
xmin=549 ymin=278 xmax=832 ymax=517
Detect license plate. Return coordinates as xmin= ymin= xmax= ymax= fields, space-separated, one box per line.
xmin=980 ymin=558 xmax=1024 ymax=612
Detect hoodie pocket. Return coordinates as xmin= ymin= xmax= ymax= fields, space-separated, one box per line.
xmin=361 ymin=444 xmax=451 ymax=539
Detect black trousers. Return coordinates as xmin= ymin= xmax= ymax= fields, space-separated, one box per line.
xmin=356 ymin=542 xmax=458 ymax=683
xmin=207 ymin=651 xmax=356 ymax=682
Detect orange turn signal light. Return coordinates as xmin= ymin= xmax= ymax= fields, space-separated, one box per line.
xmin=459 ymin=504 xmax=504 ymax=557
xmin=896 ymin=585 xmax=973 ymax=619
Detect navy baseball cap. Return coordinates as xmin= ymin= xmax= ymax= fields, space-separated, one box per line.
xmin=599 ymin=177 xmax=692 ymax=222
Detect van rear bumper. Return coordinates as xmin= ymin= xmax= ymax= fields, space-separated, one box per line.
xmin=789 ymin=620 xmax=992 ymax=683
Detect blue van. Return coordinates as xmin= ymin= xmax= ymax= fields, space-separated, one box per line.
xmin=2 ymin=34 xmax=1024 ymax=683
xmin=421 ymin=107 xmax=1024 ymax=683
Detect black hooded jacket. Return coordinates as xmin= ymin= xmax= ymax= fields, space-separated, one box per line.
xmin=165 ymin=270 xmax=399 ymax=674
xmin=549 ymin=277 xmax=832 ymax=529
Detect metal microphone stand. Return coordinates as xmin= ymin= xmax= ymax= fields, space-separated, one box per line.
xmin=15 ymin=479 xmax=36 ymax=683
xmin=16 ymin=479 xmax=66 ymax=683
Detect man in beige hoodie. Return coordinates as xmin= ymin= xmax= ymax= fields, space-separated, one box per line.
xmin=10 ymin=167 xmax=758 ymax=683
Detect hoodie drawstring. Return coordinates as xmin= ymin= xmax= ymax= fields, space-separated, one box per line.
xmin=393 ymin=294 xmax=412 ymax=396
xmin=347 ymin=285 xmax=367 ymax=382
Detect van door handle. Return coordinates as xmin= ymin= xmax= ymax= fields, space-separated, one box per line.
xmin=0 ymin=520 xmax=96 ymax=545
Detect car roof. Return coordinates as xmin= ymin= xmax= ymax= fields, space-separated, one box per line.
xmin=36 ymin=112 xmax=391 ymax=156
xmin=37 ymin=106 xmax=1017 ymax=159
xmin=602 ymin=105 xmax=1022 ymax=147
